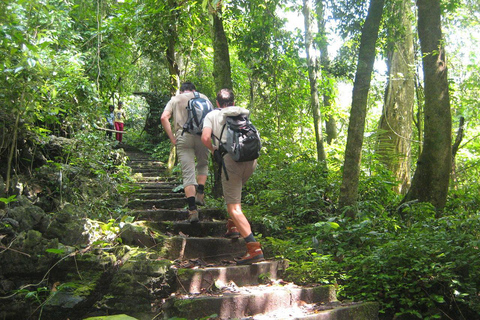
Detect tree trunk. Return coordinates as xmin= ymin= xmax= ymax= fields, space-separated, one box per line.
xmin=402 ymin=0 xmax=452 ymax=210
xmin=212 ymin=6 xmax=233 ymax=91
xmin=211 ymin=3 xmax=233 ymax=198
xmin=164 ymin=0 xmax=181 ymax=171
xmin=338 ymin=0 xmax=385 ymax=217
xmin=315 ymin=0 xmax=337 ymax=145
xmin=303 ymin=0 xmax=326 ymax=162
xmin=166 ymin=0 xmax=180 ymax=95
xmin=376 ymin=0 xmax=415 ymax=195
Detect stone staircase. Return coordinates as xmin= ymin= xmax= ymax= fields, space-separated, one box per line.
xmin=121 ymin=145 xmax=379 ymax=320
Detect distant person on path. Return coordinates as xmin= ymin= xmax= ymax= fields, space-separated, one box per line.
xmin=161 ymin=81 xmax=210 ymax=223
xmin=201 ymin=88 xmax=264 ymax=265
xmin=105 ymin=104 xmax=115 ymax=139
xmin=114 ymin=101 xmax=126 ymax=142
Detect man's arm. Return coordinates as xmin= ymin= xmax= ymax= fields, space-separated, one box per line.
xmin=161 ymin=110 xmax=176 ymax=145
xmin=201 ymin=127 xmax=215 ymax=153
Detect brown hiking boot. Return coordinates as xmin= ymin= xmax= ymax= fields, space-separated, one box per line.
xmin=195 ymin=193 xmax=205 ymax=206
xmin=187 ymin=209 xmax=199 ymax=223
xmin=236 ymin=242 xmax=265 ymax=265
xmin=225 ymin=219 xmax=240 ymax=239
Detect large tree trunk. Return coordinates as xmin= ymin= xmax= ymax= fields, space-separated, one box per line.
xmin=315 ymin=0 xmax=337 ymax=145
xmin=212 ymin=6 xmax=233 ymax=91
xmin=166 ymin=0 xmax=180 ymax=95
xmin=376 ymin=0 xmax=415 ymax=195
xmin=338 ymin=0 xmax=385 ymax=217
xmin=164 ymin=0 xmax=181 ymax=172
xmin=303 ymin=0 xmax=326 ymax=162
xmin=402 ymin=0 xmax=452 ymax=210
xmin=211 ymin=3 xmax=233 ymax=198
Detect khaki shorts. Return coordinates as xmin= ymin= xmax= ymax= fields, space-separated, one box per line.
xmin=176 ymin=130 xmax=209 ymax=187
xmin=222 ymin=155 xmax=257 ymax=204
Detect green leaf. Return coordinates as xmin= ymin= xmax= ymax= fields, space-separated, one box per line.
xmin=46 ymin=248 xmax=65 ymax=255
xmin=27 ymin=58 xmax=36 ymax=68
xmin=0 ymin=195 xmax=17 ymax=204
xmin=430 ymin=294 xmax=445 ymax=303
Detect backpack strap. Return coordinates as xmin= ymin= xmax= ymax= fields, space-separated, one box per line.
xmin=211 ymin=125 xmax=229 ymax=181
xmin=181 ymin=92 xmax=201 ymax=136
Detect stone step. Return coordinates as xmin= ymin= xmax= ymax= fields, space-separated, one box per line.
xmin=134 ymin=208 xmax=226 ymax=222
xmin=134 ymin=182 xmax=180 ymax=190
xmin=127 ymin=158 xmax=156 ymax=164
xmin=133 ymin=189 xmax=183 ymax=195
xmin=130 ymin=168 xmax=166 ymax=174
xmin=126 ymin=198 xmax=185 ymax=210
xmin=165 ymin=236 xmax=246 ymax=261
xmin=131 ymin=176 xmax=177 ymax=183
xmin=162 ymin=284 xmax=338 ymax=319
xmin=156 ymin=220 xmax=227 ymax=237
xmin=127 ymin=160 xmax=165 ymax=167
xmin=130 ymin=192 xmax=185 ymax=200
xmin=249 ymin=301 xmax=379 ymax=320
xmin=174 ymin=260 xmax=289 ymax=294
xmin=124 ymin=151 xmax=155 ymax=158
xmin=132 ymin=188 xmax=185 ymax=198
xmin=131 ymin=171 xmax=166 ymax=178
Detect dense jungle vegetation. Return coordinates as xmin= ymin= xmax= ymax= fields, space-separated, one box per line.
xmin=1 ymin=0 xmax=480 ymax=319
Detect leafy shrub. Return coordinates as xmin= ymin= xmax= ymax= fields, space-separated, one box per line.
xmin=246 ymin=159 xmax=336 ymax=229
xmin=31 ymin=132 xmax=133 ymax=218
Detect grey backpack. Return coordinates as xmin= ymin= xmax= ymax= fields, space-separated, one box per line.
xmin=219 ymin=114 xmax=261 ymax=162
xmin=182 ymin=92 xmax=213 ymax=135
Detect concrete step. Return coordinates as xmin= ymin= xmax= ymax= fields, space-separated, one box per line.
xmin=162 ymin=284 xmax=338 ymax=319
xmin=130 ymin=168 xmax=165 ymax=174
xmin=134 ymin=182 xmax=180 ymax=191
xmin=134 ymin=208 xmax=226 ymax=222
xmin=133 ymin=189 xmax=184 ymax=195
xmin=131 ymin=176 xmax=177 ymax=183
xmin=156 ymin=220 xmax=227 ymax=237
xmin=250 ymin=301 xmax=379 ymax=319
xmin=126 ymin=198 xmax=185 ymax=210
xmin=130 ymin=171 xmax=165 ymax=178
xmin=130 ymin=192 xmax=185 ymax=200
xmin=174 ymin=260 xmax=289 ymax=294
xmin=127 ymin=160 xmax=164 ymax=167
xmin=165 ymin=236 xmax=246 ymax=261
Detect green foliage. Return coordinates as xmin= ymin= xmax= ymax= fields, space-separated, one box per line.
xmin=263 ymin=197 xmax=480 ymax=319
xmin=1 ymin=1 xmax=480 ymax=320
xmin=246 ymin=146 xmax=480 ymax=319
xmin=26 ymin=131 xmax=133 ymax=220
xmin=0 ymin=195 xmax=17 ymax=205
xmin=340 ymin=209 xmax=480 ymax=319
xmin=15 ymin=286 xmax=50 ymax=312
xmin=246 ymin=159 xmax=334 ymax=230
xmin=264 ymin=235 xmax=341 ymax=286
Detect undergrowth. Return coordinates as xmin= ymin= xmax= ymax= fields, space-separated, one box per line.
xmin=247 ymin=158 xmax=480 ymax=320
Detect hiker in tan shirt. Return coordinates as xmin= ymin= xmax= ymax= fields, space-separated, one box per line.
xmin=161 ymin=82 xmax=210 ymax=223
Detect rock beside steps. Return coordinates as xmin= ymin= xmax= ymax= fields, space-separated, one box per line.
xmin=122 ymin=145 xmax=379 ymax=320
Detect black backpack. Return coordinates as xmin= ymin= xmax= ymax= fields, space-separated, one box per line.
xmin=219 ymin=114 xmax=261 ymax=162
xmin=182 ymin=92 xmax=213 ymax=135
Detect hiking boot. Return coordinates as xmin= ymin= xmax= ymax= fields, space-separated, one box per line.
xmin=225 ymin=219 xmax=240 ymax=239
xmin=187 ymin=209 xmax=199 ymax=223
xmin=236 ymin=242 xmax=265 ymax=265
xmin=195 ymin=193 xmax=205 ymax=206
